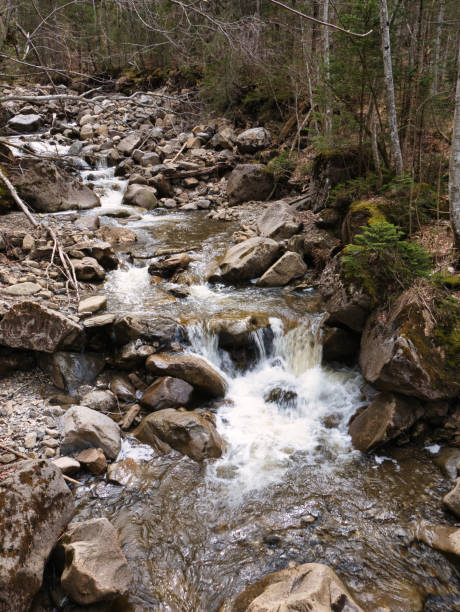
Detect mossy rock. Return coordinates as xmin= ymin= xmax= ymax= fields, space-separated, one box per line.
xmin=341 ymin=199 xmax=387 ymax=244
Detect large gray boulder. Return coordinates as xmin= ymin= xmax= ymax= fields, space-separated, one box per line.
xmin=61 ymin=405 xmax=121 ymax=459
xmin=349 ymin=392 xmax=424 ymax=453
xmin=236 ymin=127 xmax=271 ymax=153
xmin=10 ymin=158 xmax=100 ymax=212
xmin=146 ymin=353 xmax=227 ymax=398
xmin=0 ymin=459 xmax=74 ymax=612
xmin=140 ymin=376 xmax=194 ymax=411
xmin=0 ymin=301 xmax=83 ymax=353
xmin=134 ymin=408 xmax=224 ymax=461
xmin=227 ymin=164 xmax=274 ymax=205
xmin=257 ymin=251 xmax=307 ymax=287
xmin=215 ymin=237 xmax=281 ymax=283
xmin=123 ymin=183 xmax=158 ymax=209
xmin=8 ymin=113 xmax=42 ymax=132
xmin=60 ymin=518 xmax=132 ymax=605
xmin=230 ymin=563 xmax=363 ymax=612
xmin=257 ymin=201 xmax=302 ymax=240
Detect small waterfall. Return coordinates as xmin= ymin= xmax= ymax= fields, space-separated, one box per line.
xmin=276 ymin=316 xmax=325 ymax=376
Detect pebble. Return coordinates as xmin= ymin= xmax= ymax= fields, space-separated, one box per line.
xmin=42 ymin=438 xmax=59 ymax=448
xmin=24 ymin=432 xmax=37 ymax=449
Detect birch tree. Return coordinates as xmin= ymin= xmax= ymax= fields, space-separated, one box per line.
xmin=323 ymin=0 xmax=332 ymax=135
xmin=449 ymin=44 xmax=460 ymax=249
xmin=379 ymin=0 xmax=403 ymax=174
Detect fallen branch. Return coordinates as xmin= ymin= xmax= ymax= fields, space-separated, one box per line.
xmin=164 ymin=161 xmax=233 ymax=180
xmin=47 ymin=226 xmax=80 ymax=300
xmin=0 ymin=166 xmax=39 ymax=227
xmin=0 ymin=443 xmax=82 ymax=486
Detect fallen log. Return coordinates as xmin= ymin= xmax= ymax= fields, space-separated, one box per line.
xmin=164 ymin=161 xmax=234 ymax=180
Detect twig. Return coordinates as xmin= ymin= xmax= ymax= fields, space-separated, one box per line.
xmin=171 ymin=141 xmax=188 ymax=163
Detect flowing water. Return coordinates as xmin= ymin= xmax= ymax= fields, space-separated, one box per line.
xmin=9 ymin=136 xmax=460 ymax=610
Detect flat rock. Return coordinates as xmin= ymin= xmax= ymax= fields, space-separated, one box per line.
xmin=61 ymin=405 xmax=121 ymax=460
xmin=76 ymin=448 xmax=107 ymax=475
xmin=78 ymin=295 xmax=107 ymax=315
xmin=216 ymin=237 xmax=281 ymax=283
xmin=83 ymin=313 xmax=116 ymax=328
xmin=415 ymin=521 xmax=460 ymax=558
xmin=52 ymin=456 xmax=81 ymax=475
xmin=8 ymin=113 xmax=42 ymax=132
xmin=3 ymin=282 xmax=41 ymax=296
xmin=257 ymin=200 xmax=302 ymax=240
xmin=118 ymin=132 xmax=142 ymax=155
xmin=257 ymin=251 xmax=307 ymax=287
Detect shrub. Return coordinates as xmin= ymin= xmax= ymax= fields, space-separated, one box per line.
xmin=342 ymin=220 xmax=432 ymax=299
xmin=265 ymin=152 xmax=296 ymax=181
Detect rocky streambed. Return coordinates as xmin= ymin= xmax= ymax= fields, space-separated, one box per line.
xmin=0 ymin=83 xmax=459 ymax=611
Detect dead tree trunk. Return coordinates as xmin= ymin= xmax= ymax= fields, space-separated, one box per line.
xmin=449 ymin=44 xmax=460 ymax=250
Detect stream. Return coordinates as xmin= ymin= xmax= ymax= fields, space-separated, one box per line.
xmin=11 ymin=136 xmax=460 ymax=611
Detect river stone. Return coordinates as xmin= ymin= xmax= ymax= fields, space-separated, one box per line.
xmin=215 ymin=237 xmax=281 ymax=283
xmin=230 ymin=562 xmax=363 ymax=612
xmin=72 ymin=256 xmax=106 ymax=282
xmin=257 ymin=201 xmax=302 ymax=240
xmin=111 ymin=315 xmax=177 ymax=346
xmin=75 ymin=215 xmax=100 ymax=231
xmin=227 ymin=164 xmax=274 ymax=205
xmin=140 ymin=376 xmax=194 ymax=411
xmin=134 ymin=408 xmax=223 ymax=462
xmin=0 ymin=301 xmax=82 ymax=352
xmin=349 ymin=392 xmax=424 ymax=453
xmin=208 ymin=313 xmax=271 ymax=349
xmin=10 ymin=158 xmax=101 ymax=212
xmin=73 ymin=239 xmax=119 ymax=270
xmin=78 ymin=295 xmax=107 ymax=314
xmin=108 ymin=457 xmax=143 ymax=487
xmin=257 ymin=251 xmax=307 ymax=287
xmin=443 ymin=478 xmax=460 ymax=518
xmin=76 ymin=448 xmax=107 ymax=475
xmin=0 ymin=459 xmax=74 ymax=612
xmin=360 ymin=291 xmax=460 ymax=400
xmin=38 ymin=351 xmax=105 ymax=391
xmin=96 ymin=225 xmax=137 ymax=244
xmin=3 ymin=281 xmax=41 ymax=296
xmin=236 ymin=127 xmax=271 ymax=153
xmin=118 ymin=132 xmax=142 ymax=155
xmin=81 ymin=389 xmax=117 ymax=412
xmin=61 ymin=405 xmax=121 ymax=459
xmin=53 ymin=456 xmax=81 ymax=475
xmin=60 ymin=518 xmax=132 ymax=605
xmin=415 ymin=521 xmax=460 ymax=558
xmin=8 ymin=113 xmax=42 ymax=132
xmin=145 ymin=353 xmax=227 ymax=398
xmin=110 ymin=374 xmax=137 ymax=402
xmin=83 ymin=313 xmax=116 ymax=328
xmin=123 ymin=183 xmax=158 ymax=209
xmin=148 ymin=253 xmax=191 ymax=277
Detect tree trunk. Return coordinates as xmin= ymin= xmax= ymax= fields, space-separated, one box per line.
xmin=379 ymin=0 xmax=403 ymax=174
xmin=449 ymin=44 xmax=460 ymax=250
xmin=323 ymin=0 xmax=332 ymax=135
xmin=432 ymin=0 xmax=444 ymax=96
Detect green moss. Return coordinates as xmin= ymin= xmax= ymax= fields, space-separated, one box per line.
xmin=431 ymin=273 xmax=460 ymax=290
xmin=433 ymin=297 xmax=460 ymax=370
xmin=349 ymin=200 xmax=386 ymax=224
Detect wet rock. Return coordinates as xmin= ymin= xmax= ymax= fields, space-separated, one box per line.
xmin=209 ymin=313 xmax=271 ymax=349
xmin=118 ymin=132 xmax=142 ymax=155
xmin=215 ymin=237 xmax=281 ymax=283
xmin=73 ymin=239 xmax=119 ymax=270
xmin=433 ymin=448 xmax=460 ymax=479
xmin=78 ymin=295 xmax=107 ymax=315
xmin=140 ymin=376 xmax=194 ymax=411
xmin=321 ymin=326 xmax=360 ymax=363
xmin=61 ymin=405 xmax=121 ymax=460
xmin=443 ymin=478 xmax=460 ymax=518
xmin=81 ymin=389 xmax=117 ymax=412
xmin=257 ymin=201 xmax=302 ymax=241
xmin=119 ymin=404 xmax=141 ymax=430
xmin=8 ymin=113 xmax=42 ymax=132
xmin=52 ymin=456 xmax=81 ymax=475
xmin=148 ymin=253 xmax=191 ymax=278
xmin=76 ymin=448 xmax=107 ymax=475
xmin=38 ymin=352 xmax=105 ymax=391
xmin=0 ymin=302 xmax=82 ymax=352
xmin=227 ymin=164 xmax=274 ymax=205
xmin=415 ymin=521 xmax=460 ymax=558
xmin=75 ymin=214 xmax=100 ymax=231
xmin=236 ymin=127 xmax=271 ymax=153
xmin=96 ymin=225 xmax=137 ymax=245
xmin=10 ymin=158 xmax=100 ymax=212
xmin=349 ymin=392 xmax=424 ymax=453
xmin=107 ymin=457 xmax=143 ymax=486
xmin=146 ymin=353 xmax=227 ymax=398
xmin=112 ymin=341 xmax=155 ymax=370
xmin=72 ymin=256 xmax=106 ymax=281
xmin=109 ymin=374 xmax=137 ymax=403
xmin=3 ymin=281 xmax=41 ymax=296
xmin=123 ymin=183 xmax=158 ymax=209
xmin=360 ymin=291 xmax=460 ymax=400
xmin=60 ymin=518 xmax=132 ymax=605
xmin=134 ymin=408 xmax=223 ymax=461
xmin=230 ymin=563 xmax=363 ymax=612
xmin=0 ymin=459 xmax=74 ymax=612
xmin=257 ymin=251 xmax=307 ymax=287
xmin=83 ymin=313 xmax=116 ymax=328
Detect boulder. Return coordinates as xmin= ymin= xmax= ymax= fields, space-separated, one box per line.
xmin=60 ymin=518 xmax=132 ymax=605
xmin=112 ymin=341 xmax=155 ymax=370
xmin=78 ymin=295 xmax=107 ymax=315
xmin=96 ymin=225 xmax=137 ymax=245
xmin=140 ymin=376 xmax=194 ymax=411
xmin=72 ymin=256 xmax=106 ymax=282
xmin=215 ymin=237 xmax=281 ymax=283
xmin=118 ymin=132 xmax=143 ymax=155
xmin=8 ymin=113 xmax=42 ymax=132
xmin=123 ymin=183 xmax=157 ymax=209
xmin=134 ymin=408 xmax=224 ymax=461
xmin=109 ymin=374 xmax=137 ymax=402
xmin=145 ymin=353 xmax=227 ymax=398
xmin=443 ymin=478 xmax=460 ymax=518
xmin=0 ymin=302 xmax=82 ymax=352
xmin=211 ymin=126 xmax=236 ymax=149
xmin=415 ymin=521 xmax=460 ymax=558
xmin=61 ymin=405 xmax=121 ymax=459
xmin=111 ymin=315 xmax=178 ymax=346
xmin=0 ymin=459 xmax=74 ymax=612
xmin=148 ymin=253 xmax=191 ymax=277
xmin=10 ymin=158 xmax=100 ymax=212
xmin=257 ymin=251 xmax=307 ymax=287
xmin=38 ymin=352 xmax=105 ymax=391
xmin=208 ymin=313 xmax=271 ymax=349
xmin=236 ymin=127 xmax=271 ymax=153
xmin=227 ymin=164 xmax=274 ymax=205
xmin=81 ymin=389 xmax=117 ymax=412
xmin=349 ymin=392 xmax=424 ymax=453
xmin=230 ymin=563 xmax=363 ymax=612
xmin=76 ymin=448 xmax=107 ymax=475
xmin=360 ymin=292 xmax=460 ymax=400
xmin=72 ymin=239 xmax=119 ymax=270
xmin=257 ymin=201 xmax=302 ymax=240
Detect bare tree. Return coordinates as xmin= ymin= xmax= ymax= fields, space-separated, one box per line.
xmin=449 ymin=43 xmax=460 ymax=249
xmin=323 ymin=0 xmax=332 ymax=135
